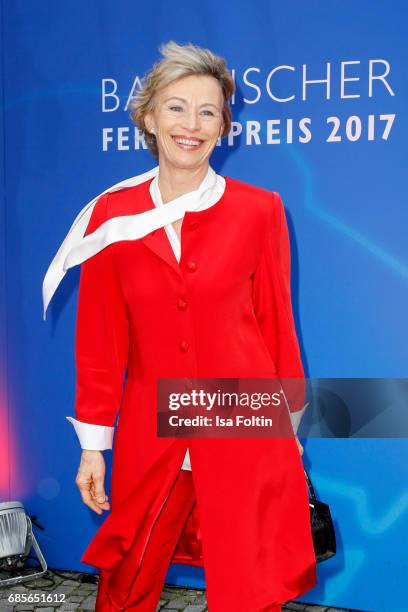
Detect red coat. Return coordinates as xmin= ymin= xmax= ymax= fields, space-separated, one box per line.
xmin=74 ymin=174 xmax=317 ymax=610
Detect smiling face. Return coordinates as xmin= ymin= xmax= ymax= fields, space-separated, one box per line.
xmin=145 ymin=74 xmax=224 ymax=172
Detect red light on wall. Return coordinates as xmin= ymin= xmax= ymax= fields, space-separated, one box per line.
xmin=0 ymin=380 xmax=10 ymax=499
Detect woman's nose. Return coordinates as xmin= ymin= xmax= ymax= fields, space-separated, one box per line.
xmin=182 ymin=110 xmax=201 ymax=130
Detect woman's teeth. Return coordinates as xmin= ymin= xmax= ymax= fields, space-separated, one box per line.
xmin=172 ymin=136 xmax=203 ymax=149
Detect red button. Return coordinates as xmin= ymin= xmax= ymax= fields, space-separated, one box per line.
xmin=189 ymin=222 xmax=199 ymax=231
xmin=177 ymin=298 xmax=188 ymax=310
xmin=186 ymin=261 xmax=197 ymax=272
xmin=179 ymin=340 xmax=189 ymax=352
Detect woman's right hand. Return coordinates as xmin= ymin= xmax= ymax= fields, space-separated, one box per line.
xmin=75 ymin=450 xmax=111 ymax=515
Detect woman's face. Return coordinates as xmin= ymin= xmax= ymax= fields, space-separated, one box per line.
xmin=145 ymin=74 xmax=224 ymax=171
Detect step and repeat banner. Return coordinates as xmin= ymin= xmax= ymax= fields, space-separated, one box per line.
xmin=2 ymin=1 xmax=407 ymax=610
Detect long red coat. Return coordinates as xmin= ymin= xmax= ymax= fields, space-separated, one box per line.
xmin=74 ymin=174 xmax=317 ymax=610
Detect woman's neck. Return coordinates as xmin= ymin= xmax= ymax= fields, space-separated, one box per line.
xmin=157 ymin=161 xmax=209 ymax=204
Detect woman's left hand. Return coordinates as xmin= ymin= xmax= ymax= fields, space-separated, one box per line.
xmin=295 ymin=436 xmax=304 ymax=456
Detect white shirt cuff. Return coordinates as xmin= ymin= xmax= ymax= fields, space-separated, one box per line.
xmin=66 ymin=417 xmax=115 ymax=450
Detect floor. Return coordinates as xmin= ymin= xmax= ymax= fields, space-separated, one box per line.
xmin=0 ymin=568 xmax=366 ymax=611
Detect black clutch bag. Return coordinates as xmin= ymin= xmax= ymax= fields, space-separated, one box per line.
xmin=304 ymin=468 xmax=336 ymax=563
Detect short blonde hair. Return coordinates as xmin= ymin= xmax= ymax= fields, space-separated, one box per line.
xmin=129 ymin=40 xmax=235 ymax=159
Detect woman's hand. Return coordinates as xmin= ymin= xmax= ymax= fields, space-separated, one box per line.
xmin=75 ymin=450 xmax=111 ymax=515
xmin=295 ymin=435 xmax=304 ymax=456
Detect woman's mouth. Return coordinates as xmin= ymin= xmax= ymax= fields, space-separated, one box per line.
xmin=171 ymin=135 xmax=204 ymax=151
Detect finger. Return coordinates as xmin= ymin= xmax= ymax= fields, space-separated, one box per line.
xmin=76 ymin=476 xmax=106 ymax=513
xmin=77 ymin=482 xmax=103 ymax=514
xmin=88 ymin=485 xmax=110 ymax=510
xmin=90 ymin=483 xmax=109 ymax=501
xmin=92 ymin=476 xmax=107 ymax=504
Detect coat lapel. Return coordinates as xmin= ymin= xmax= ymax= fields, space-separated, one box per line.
xmin=141 ymin=225 xmax=183 ymax=280
xmin=135 ymin=181 xmax=183 ymax=279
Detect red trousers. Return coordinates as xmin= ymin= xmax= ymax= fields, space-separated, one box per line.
xmin=95 ymin=469 xmax=282 ymax=612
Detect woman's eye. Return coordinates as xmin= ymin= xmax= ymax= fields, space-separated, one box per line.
xmin=169 ymin=106 xmax=183 ymax=112
xmin=201 ymin=110 xmax=215 ymax=116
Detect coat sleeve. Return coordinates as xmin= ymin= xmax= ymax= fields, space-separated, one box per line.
xmin=251 ymin=191 xmax=307 ymax=433
xmin=65 ymin=192 xmax=130 ymax=450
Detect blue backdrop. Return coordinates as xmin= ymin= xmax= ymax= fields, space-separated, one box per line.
xmin=1 ymin=1 xmax=407 ymax=611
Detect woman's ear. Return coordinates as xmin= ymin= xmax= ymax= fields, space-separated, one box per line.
xmin=145 ymin=112 xmax=155 ymax=134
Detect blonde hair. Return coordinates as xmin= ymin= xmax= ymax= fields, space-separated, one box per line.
xmin=129 ymin=40 xmax=235 ymax=159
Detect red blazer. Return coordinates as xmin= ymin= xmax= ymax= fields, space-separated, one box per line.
xmin=74 ymin=175 xmax=316 ymax=608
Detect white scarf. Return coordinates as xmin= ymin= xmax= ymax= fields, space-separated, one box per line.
xmin=42 ymin=165 xmax=225 ymax=321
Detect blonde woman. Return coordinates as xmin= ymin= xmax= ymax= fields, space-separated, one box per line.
xmin=43 ymin=40 xmax=316 ymax=611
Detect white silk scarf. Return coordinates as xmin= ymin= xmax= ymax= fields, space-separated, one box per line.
xmin=41 ymin=164 xmax=226 ymax=320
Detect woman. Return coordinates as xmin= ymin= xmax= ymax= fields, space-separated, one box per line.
xmin=43 ymin=41 xmax=316 ymax=611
